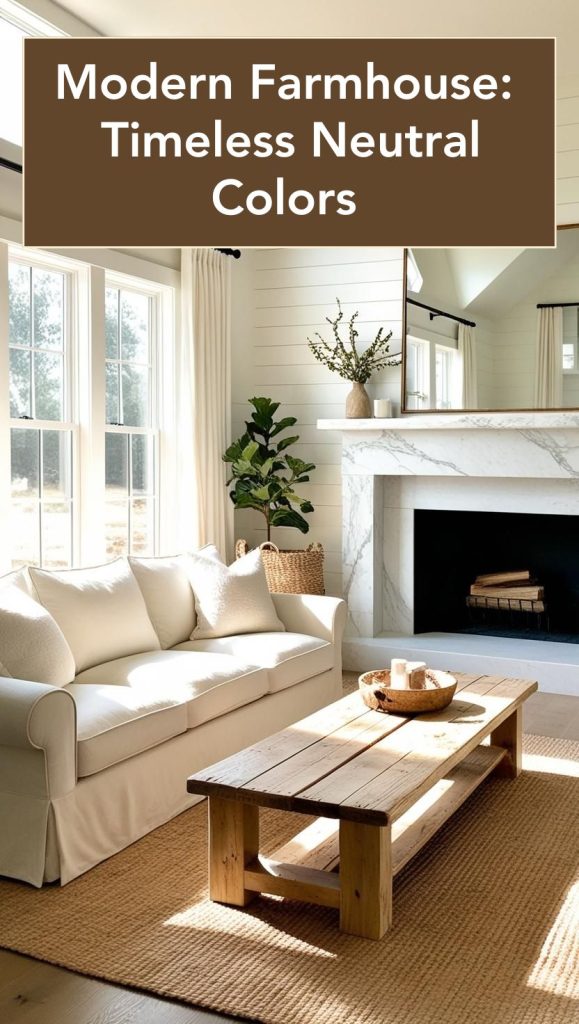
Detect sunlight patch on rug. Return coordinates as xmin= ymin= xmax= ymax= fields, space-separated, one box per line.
xmin=527 ymin=879 xmax=579 ymax=1000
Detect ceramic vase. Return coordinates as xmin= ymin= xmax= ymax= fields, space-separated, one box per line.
xmin=345 ymin=381 xmax=372 ymax=418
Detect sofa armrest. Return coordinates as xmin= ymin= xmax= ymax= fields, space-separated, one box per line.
xmin=271 ymin=594 xmax=347 ymax=645
xmin=0 ymin=678 xmax=77 ymax=797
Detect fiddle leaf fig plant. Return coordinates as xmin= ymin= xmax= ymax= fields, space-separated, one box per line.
xmin=223 ymin=397 xmax=315 ymax=541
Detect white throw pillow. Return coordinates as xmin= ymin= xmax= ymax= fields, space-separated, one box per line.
xmin=187 ymin=547 xmax=285 ymax=640
xmin=129 ymin=554 xmax=197 ymax=649
xmin=30 ymin=559 xmax=160 ymax=674
xmin=0 ymin=569 xmax=75 ymax=686
xmin=129 ymin=546 xmax=224 ymax=649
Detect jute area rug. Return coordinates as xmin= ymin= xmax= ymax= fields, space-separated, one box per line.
xmin=1 ymin=734 xmax=578 ymax=1024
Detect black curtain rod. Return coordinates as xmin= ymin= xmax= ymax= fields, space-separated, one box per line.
xmin=0 ymin=155 xmax=22 ymax=174
xmin=215 ymin=248 xmax=241 ymax=259
xmin=537 ymin=301 xmax=579 ymax=308
xmin=407 ymin=297 xmax=475 ymax=328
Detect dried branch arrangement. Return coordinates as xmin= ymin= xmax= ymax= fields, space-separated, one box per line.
xmin=307 ymin=299 xmax=401 ymax=383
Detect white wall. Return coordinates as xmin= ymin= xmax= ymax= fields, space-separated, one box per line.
xmin=557 ymin=74 xmax=579 ymax=225
xmin=491 ymin=251 xmax=579 ymax=409
xmin=231 ymin=247 xmax=405 ymax=595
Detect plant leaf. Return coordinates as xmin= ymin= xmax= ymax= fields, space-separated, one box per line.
xmin=251 ymin=485 xmax=271 ymax=501
xmin=276 ymin=435 xmax=300 ymax=453
xmin=269 ymin=508 xmax=310 ymax=533
xmin=241 ymin=440 xmax=259 ymax=463
xmin=269 ymin=416 xmax=297 ymax=437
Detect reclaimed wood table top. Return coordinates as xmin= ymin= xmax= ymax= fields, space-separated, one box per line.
xmin=187 ymin=673 xmax=538 ymax=827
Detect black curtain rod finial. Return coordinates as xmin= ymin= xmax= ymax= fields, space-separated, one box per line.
xmin=215 ymin=248 xmax=241 ymax=259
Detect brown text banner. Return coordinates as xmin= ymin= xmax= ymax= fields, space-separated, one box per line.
xmin=24 ymin=37 xmax=555 ymax=247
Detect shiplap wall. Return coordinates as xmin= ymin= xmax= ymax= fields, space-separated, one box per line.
xmin=230 ymin=247 xmax=405 ymax=596
xmin=557 ymin=75 xmax=579 ymax=224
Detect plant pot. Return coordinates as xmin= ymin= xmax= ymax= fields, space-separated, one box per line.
xmin=345 ymin=381 xmax=372 ymax=418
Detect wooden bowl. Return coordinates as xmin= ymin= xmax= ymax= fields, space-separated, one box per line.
xmin=358 ymin=668 xmax=457 ymax=715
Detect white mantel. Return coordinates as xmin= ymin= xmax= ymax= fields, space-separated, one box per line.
xmin=318 ymin=414 xmax=579 ymax=479
xmin=318 ymin=412 xmax=579 ymax=430
xmin=319 ymin=413 xmax=579 ymax=695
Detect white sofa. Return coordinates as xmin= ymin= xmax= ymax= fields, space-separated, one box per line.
xmin=0 ymin=554 xmax=346 ymax=887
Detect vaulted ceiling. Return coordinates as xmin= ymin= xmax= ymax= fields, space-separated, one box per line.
xmin=51 ymin=1 xmax=579 ymax=76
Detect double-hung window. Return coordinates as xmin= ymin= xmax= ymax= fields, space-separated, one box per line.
xmin=8 ymin=255 xmax=74 ymax=568
xmin=405 ymin=335 xmax=430 ymax=409
xmin=104 ymin=280 xmax=158 ymax=558
xmin=563 ymin=307 xmax=579 ymax=374
xmin=3 ymin=243 xmax=174 ymax=570
xmin=435 ymin=343 xmax=461 ymax=409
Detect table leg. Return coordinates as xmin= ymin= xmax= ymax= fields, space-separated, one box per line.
xmin=491 ymin=706 xmax=523 ymax=778
xmin=339 ymin=820 xmax=392 ymax=940
xmin=208 ymin=796 xmax=259 ymax=906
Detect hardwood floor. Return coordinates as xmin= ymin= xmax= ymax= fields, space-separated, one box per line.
xmin=1 ymin=688 xmax=577 ymax=1024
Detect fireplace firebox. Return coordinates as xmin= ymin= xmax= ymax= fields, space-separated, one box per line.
xmin=414 ymin=509 xmax=579 ymax=642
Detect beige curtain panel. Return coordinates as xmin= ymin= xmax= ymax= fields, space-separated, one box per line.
xmin=458 ymin=323 xmax=478 ymax=409
xmin=535 ymin=307 xmax=563 ymax=409
xmin=179 ymin=248 xmax=232 ymax=558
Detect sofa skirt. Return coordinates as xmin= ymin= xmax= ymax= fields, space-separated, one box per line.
xmin=44 ymin=667 xmax=341 ymax=885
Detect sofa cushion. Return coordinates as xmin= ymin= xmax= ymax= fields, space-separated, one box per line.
xmin=129 ymin=546 xmax=222 ymax=649
xmin=29 ymin=559 xmax=160 ymax=674
xmin=175 ymin=632 xmax=333 ymax=693
xmin=68 ymin=680 xmax=188 ymax=777
xmin=0 ymin=569 xmax=75 ymax=686
xmin=74 ymin=649 xmax=269 ymax=731
xmin=187 ymin=547 xmax=285 ymax=640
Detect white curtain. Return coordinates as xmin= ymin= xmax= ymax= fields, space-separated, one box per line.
xmin=179 ymin=248 xmax=232 ymax=558
xmin=535 ymin=307 xmax=563 ymax=408
xmin=458 ymin=324 xmax=478 ymax=409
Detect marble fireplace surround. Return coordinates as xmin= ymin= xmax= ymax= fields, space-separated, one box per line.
xmin=318 ymin=413 xmax=579 ymax=695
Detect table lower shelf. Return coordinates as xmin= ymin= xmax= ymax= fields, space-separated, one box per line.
xmin=243 ymin=743 xmax=506 ymax=912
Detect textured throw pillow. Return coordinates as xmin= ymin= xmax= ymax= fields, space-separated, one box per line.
xmin=187 ymin=547 xmax=285 ymax=640
xmin=0 ymin=570 xmax=75 ymax=686
xmin=129 ymin=554 xmax=197 ymax=649
xmin=129 ymin=546 xmax=224 ymax=649
xmin=30 ymin=559 xmax=160 ymax=674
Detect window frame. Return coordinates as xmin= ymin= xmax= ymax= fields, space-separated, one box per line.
xmin=406 ymin=331 xmax=463 ymax=410
xmin=7 ymin=245 xmax=78 ymax=568
xmin=104 ymin=271 xmax=163 ymax=559
xmin=8 ymin=247 xmax=76 ymax=422
xmin=405 ymin=334 xmax=430 ymax=409
xmin=434 ymin=342 xmax=461 ymax=410
xmin=0 ymin=242 xmax=177 ymax=572
xmin=562 ymin=339 xmax=578 ymax=374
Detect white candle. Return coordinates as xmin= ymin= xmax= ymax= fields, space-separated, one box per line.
xmin=390 ymin=658 xmax=408 ymax=689
xmin=373 ymin=398 xmax=392 ymax=418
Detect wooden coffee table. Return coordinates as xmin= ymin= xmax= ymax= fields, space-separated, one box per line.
xmin=187 ymin=673 xmax=537 ymax=940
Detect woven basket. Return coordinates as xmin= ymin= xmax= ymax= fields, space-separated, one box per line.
xmin=235 ymin=539 xmax=325 ymax=595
